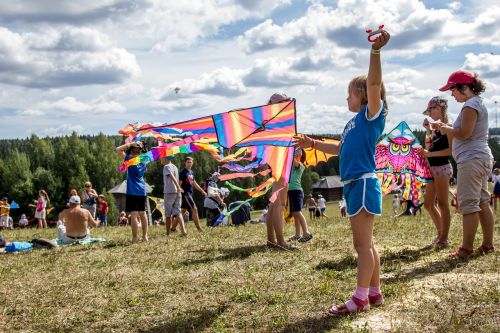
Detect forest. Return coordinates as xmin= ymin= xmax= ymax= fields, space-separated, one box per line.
xmin=0 ymin=133 xmax=321 ymax=224
xmin=1 ymin=130 xmax=499 ymax=225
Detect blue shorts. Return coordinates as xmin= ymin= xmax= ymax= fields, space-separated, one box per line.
xmin=343 ymin=177 xmax=382 ymax=217
xmin=99 ymin=214 xmax=107 ymax=223
xmin=288 ymin=190 xmax=304 ymax=212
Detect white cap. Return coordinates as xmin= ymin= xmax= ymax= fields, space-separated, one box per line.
xmin=69 ymin=195 xmax=81 ymax=204
xmin=211 ymin=172 xmax=221 ymax=178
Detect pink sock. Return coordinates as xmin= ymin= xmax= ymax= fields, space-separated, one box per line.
xmin=369 ymin=286 xmax=381 ymax=296
xmin=346 ymin=287 xmax=369 ymax=312
xmin=353 ymin=286 xmax=369 ymax=300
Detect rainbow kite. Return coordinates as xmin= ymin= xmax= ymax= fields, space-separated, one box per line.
xmin=375 ymin=121 xmax=432 ymax=204
xmin=118 ymin=100 xmax=297 ymax=200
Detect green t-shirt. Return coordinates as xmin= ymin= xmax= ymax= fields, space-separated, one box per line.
xmin=288 ymin=163 xmax=304 ymax=191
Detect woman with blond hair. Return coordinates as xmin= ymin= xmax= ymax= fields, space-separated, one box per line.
xmin=33 ymin=190 xmax=50 ymax=229
xmin=422 ymin=96 xmax=453 ymax=248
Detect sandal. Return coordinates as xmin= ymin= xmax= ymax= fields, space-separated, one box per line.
xmin=328 ymin=297 xmax=369 ymax=316
xmin=267 ymin=241 xmax=298 ymax=251
xmin=422 ymin=237 xmax=439 ymax=250
xmin=266 ymin=241 xmax=280 ymax=249
xmin=476 ymin=245 xmax=495 ymax=254
xmin=368 ymin=293 xmax=384 ymax=306
xmin=287 ymin=235 xmax=300 ymax=242
xmin=298 ymin=233 xmax=313 ymax=243
xmin=448 ymin=247 xmax=473 ymax=259
xmin=435 ymin=240 xmax=451 ymax=249
xmin=277 ymin=243 xmax=299 ymax=251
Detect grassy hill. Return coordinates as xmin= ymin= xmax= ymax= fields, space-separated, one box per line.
xmin=1 ymin=197 xmax=498 ymax=332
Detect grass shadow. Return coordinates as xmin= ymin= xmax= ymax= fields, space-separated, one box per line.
xmin=314 ymin=247 xmax=434 ymax=273
xmin=280 ymin=314 xmax=345 ymax=332
xmin=383 ymin=255 xmax=477 ymax=284
xmin=139 ymin=305 xmax=227 ymax=333
xmin=315 ymin=255 xmax=357 ymax=271
xmin=181 ymin=244 xmax=269 ymax=266
xmin=380 ymin=246 xmax=433 ymax=265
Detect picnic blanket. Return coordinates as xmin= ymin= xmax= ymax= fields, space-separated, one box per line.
xmin=54 ymin=237 xmax=106 ymax=246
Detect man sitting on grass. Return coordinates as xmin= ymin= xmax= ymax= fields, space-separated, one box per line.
xmin=57 ymin=196 xmax=99 ymax=244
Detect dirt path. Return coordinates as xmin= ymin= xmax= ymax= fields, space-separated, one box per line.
xmin=350 ymin=255 xmax=500 ymax=332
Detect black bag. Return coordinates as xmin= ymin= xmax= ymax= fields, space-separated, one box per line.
xmin=31 ymin=238 xmax=57 ymax=249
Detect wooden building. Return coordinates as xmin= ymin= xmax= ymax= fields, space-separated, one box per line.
xmin=312 ymin=176 xmax=343 ymax=201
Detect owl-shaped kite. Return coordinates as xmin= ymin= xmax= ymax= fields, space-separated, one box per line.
xmin=375 ymin=121 xmax=431 ymax=203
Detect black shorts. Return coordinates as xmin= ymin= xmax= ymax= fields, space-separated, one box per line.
xmin=181 ymin=193 xmax=197 ymax=211
xmin=126 ymin=195 xmax=146 ymax=212
xmin=288 ymin=190 xmax=304 ymax=212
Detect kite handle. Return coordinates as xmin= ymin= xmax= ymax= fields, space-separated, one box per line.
xmin=366 ymin=25 xmax=385 ymax=43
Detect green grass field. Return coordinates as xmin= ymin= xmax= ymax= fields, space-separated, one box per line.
xmin=1 ymin=198 xmax=499 ymax=332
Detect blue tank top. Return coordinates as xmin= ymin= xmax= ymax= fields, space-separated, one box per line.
xmin=339 ymin=103 xmax=386 ymax=181
xmin=125 ymin=155 xmax=147 ymax=196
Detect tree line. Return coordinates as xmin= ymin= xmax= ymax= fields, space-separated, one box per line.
xmin=3 ymin=130 xmax=496 ymax=225
xmin=0 ymin=133 xmax=321 ymax=224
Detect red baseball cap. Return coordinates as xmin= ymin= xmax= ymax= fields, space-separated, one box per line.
xmin=439 ymin=70 xmax=475 ymax=91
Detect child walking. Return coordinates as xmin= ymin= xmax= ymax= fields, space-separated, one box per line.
xmin=295 ymin=30 xmax=390 ymax=315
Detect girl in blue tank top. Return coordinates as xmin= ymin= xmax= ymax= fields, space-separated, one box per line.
xmin=295 ymin=30 xmax=390 ymax=316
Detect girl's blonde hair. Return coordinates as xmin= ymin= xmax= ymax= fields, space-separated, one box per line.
xmin=39 ymin=189 xmax=50 ymax=204
xmin=348 ymin=75 xmax=388 ymax=111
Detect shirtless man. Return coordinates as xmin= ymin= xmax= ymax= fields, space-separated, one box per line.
xmin=57 ymin=195 xmax=99 ymax=244
xmin=305 ymin=194 xmax=317 ymax=220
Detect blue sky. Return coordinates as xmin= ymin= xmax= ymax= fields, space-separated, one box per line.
xmin=0 ymin=0 xmax=499 ymax=138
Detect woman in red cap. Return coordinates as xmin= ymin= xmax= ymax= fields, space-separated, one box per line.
xmin=435 ymin=70 xmax=494 ymax=258
xmin=421 ymin=97 xmax=452 ymax=249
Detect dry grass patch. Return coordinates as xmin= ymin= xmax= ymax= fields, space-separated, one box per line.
xmin=0 ymin=201 xmax=498 ymax=332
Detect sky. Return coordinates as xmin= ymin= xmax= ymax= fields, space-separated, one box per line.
xmin=0 ymin=0 xmax=499 ymax=139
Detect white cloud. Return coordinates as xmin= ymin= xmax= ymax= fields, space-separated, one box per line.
xmin=444 ymin=6 xmax=500 ymax=47
xmin=297 ymin=102 xmax=352 ymax=134
xmin=129 ymin=0 xmax=292 ymax=52
xmin=463 ymin=53 xmax=500 ymax=78
xmin=385 ymin=81 xmax=436 ymax=105
xmin=43 ymin=123 xmax=85 ymax=136
xmin=236 ymin=0 xmax=500 ymax=59
xmin=291 ymin=47 xmax=358 ymax=71
xmin=152 ymin=96 xmax=210 ymax=113
xmin=1 ymin=1 xmax=500 ymax=139
xmin=448 ymin=1 xmax=462 ymax=11
xmin=103 ymin=83 xmax=145 ymax=100
xmin=37 ymin=96 xmax=126 ymax=114
xmin=238 ymin=4 xmax=330 ymax=53
xmin=239 ymin=1 xmax=453 ymax=54
xmin=0 ymin=26 xmax=140 ymax=88
xmin=243 ymin=57 xmax=319 ymax=87
xmin=18 ymin=109 xmax=45 ymax=116
xmin=163 ymin=67 xmax=248 ymax=98
xmin=385 ymin=68 xmax=424 ymax=82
